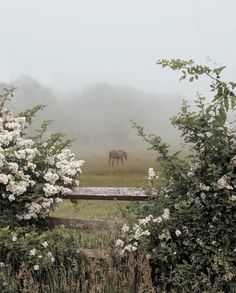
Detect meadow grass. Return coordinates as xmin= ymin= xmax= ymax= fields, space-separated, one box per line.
xmin=51 ymin=153 xmax=158 ymax=221
xmin=3 ymin=154 xmax=158 ymax=291
xmin=50 ymin=153 xmax=158 ymax=254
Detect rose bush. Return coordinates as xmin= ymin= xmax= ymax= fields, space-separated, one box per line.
xmin=117 ymin=60 xmax=236 ymax=292
xmin=0 ymin=88 xmax=84 ymax=226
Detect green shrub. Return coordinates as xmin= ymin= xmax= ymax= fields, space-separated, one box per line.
xmin=0 ymin=88 xmax=84 ymax=227
xmin=0 ymin=225 xmax=155 ymax=292
xmin=117 ymin=60 xmax=236 ymax=292
xmin=0 ymin=225 xmax=89 ymax=292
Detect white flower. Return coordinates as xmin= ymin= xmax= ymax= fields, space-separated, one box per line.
xmin=55 ymin=197 xmax=63 ymax=204
xmin=138 ymin=215 xmax=153 ymax=225
xmin=142 ymin=230 xmax=150 ymax=236
xmin=47 ymin=251 xmax=52 ymax=257
xmin=12 ymin=235 xmax=17 ymax=242
xmin=41 ymin=198 xmax=54 ymax=209
xmin=230 ymin=195 xmax=236 ymax=201
xmin=123 ymin=244 xmax=137 ymax=252
xmin=131 ymin=245 xmax=137 ymax=251
xmin=61 ymin=176 xmax=73 ymax=184
xmin=46 ymin=156 xmax=54 ymax=165
xmin=199 ymin=183 xmax=210 ymax=191
xmin=33 ymin=265 xmax=39 ymax=271
xmin=8 ymin=163 xmax=19 ymax=173
xmin=162 ymin=208 xmax=170 ymax=220
xmin=115 ymin=239 xmax=124 ymax=247
xmin=200 ymin=192 xmax=206 ymax=200
xmin=29 ymin=248 xmax=37 ymax=256
xmin=51 ymin=257 xmax=55 ymax=263
xmin=44 ymin=170 xmax=59 ymax=185
xmin=122 ymin=224 xmax=129 ymax=234
xmin=153 ymin=216 xmax=162 ymax=223
xmin=224 ymin=121 xmax=233 ymax=132
xmin=6 ymin=180 xmax=29 ymax=196
xmin=175 ymin=229 xmax=182 ymax=237
xmin=59 ymin=187 xmax=72 ymax=195
xmin=0 ymin=262 xmax=5 ymax=267
xmin=43 ymin=183 xmax=60 ymax=197
xmin=16 ymin=138 xmax=34 ymax=148
xmin=0 ymin=174 xmax=9 ymax=185
xmin=217 ymin=176 xmax=233 ymax=190
xmin=159 ymin=229 xmax=171 ymax=241
xmin=25 ymin=202 xmax=42 ymax=215
xmin=148 ymin=168 xmax=158 ymax=180
xmin=42 ymin=241 xmax=48 ymax=248
xmin=8 ymin=194 xmax=15 ymax=201
xmin=0 ymin=153 xmax=5 ymax=167
xmin=133 ymin=225 xmax=143 ymax=240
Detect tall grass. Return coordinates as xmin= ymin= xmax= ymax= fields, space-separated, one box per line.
xmin=1 ymin=155 xmax=158 ymax=292
xmin=1 ymin=252 xmax=155 ymax=292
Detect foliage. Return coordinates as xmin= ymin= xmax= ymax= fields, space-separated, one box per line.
xmin=118 ymin=59 xmax=236 ymax=292
xmin=0 ymin=88 xmax=84 ymax=226
xmin=0 ymin=225 xmax=86 ymax=292
xmin=0 ymin=225 xmax=155 ymax=292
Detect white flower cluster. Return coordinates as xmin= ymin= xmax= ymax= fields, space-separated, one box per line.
xmin=116 ymin=209 xmax=170 ymax=255
xmin=216 ymin=176 xmax=233 ymax=190
xmin=28 ymin=241 xmax=55 ymax=271
xmin=0 ymin=103 xmax=84 ymax=221
xmin=148 ymin=168 xmax=158 ymax=180
xmin=224 ymin=121 xmax=236 ymax=146
xmin=224 ymin=121 xmax=234 ymax=133
xmin=199 ymin=183 xmax=210 ymax=191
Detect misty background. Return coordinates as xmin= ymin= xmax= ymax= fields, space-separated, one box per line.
xmin=0 ymin=77 xmax=182 ymax=156
xmin=1 ymin=0 xmax=236 ymax=157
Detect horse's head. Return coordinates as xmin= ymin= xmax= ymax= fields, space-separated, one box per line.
xmin=123 ymin=151 xmax=128 ymax=161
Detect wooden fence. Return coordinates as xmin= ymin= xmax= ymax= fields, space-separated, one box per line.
xmin=47 ymin=187 xmax=150 ymax=230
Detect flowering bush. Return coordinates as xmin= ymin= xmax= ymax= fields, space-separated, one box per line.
xmin=0 ymin=225 xmax=89 ymax=292
xmin=117 ymin=60 xmax=236 ymax=292
xmin=0 ymin=88 xmax=84 ymax=226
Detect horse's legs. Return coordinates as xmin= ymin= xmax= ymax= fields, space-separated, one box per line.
xmin=112 ymin=158 xmax=115 ymax=166
xmin=121 ymin=157 xmax=123 ymax=165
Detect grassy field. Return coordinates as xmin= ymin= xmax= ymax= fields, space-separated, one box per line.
xmin=51 ymin=153 xmax=158 ymax=220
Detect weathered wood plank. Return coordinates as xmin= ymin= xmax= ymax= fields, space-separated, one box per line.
xmin=47 ymin=216 xmax=123 ymax=230
xmin=63 ymin=187 xmax=149 ymax=201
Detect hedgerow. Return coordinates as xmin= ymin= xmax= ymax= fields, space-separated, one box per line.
xmin=117 ymin=60 xmax=236 ymax=292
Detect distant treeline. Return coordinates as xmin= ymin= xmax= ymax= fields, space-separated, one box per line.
xmin=0 ymin=77 xmax=182 ymax=154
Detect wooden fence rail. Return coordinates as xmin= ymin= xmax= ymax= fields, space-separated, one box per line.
xmin=62 ymin=187 xmax=149 ymax=201
xmin=49 ymin=187 xmax=151 ymax=230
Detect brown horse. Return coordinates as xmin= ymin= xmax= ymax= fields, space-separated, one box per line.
xmin=109 ymin=149 xmax=128 ymax=166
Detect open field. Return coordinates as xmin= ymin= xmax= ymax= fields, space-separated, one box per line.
xmin=51 ymin=153 xmax=159 ymax=220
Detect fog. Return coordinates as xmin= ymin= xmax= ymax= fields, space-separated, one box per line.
xmin=1 ymin=78 xmax=183 ymax=156
xmin=1 ymin=1 xmax=236 ymax=157
xmin=0 ymin=1 xmax=236 ymax=96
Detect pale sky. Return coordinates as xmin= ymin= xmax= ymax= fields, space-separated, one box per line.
xmin=0 ymin=0 xmax=236 ymax=96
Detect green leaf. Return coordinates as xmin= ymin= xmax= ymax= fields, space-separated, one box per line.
xmin=218 ymin=107 xmax=227 ymax=125
xmin=224 ymin=97 xmax=229 ymax=111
